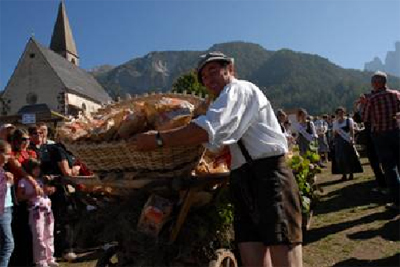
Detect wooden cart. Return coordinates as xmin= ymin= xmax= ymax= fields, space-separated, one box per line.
xmin=65 ymin=171 xmax=237 ymax=267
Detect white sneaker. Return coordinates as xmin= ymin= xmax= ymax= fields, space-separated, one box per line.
xmin=63 ymin=252 xmax=77 ymax=261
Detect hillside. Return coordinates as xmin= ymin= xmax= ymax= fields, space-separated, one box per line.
xmin=92 ymin=42 xmax=400 ymax=114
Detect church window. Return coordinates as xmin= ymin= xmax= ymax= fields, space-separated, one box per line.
xmin=71 ymin=58 xmax=76 ymax=65
xmin=81 ymin=103 xmax=87 ymax=111
xmin=26 ymin=92 xmax=38 ymax=105
xmin=29 ymin=53 xmax=35 ymax=58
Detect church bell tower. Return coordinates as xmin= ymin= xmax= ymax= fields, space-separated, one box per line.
xmin=50 ymin=1 xmax=79 ymax=66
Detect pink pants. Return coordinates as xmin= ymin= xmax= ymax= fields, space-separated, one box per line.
xmin=29 ymin=208 xmax=55 ymax=265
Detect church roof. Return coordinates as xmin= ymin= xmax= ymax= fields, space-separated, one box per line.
xmin=50 ymin=1 xmax=78 ymax=57
xmin=33 ymin=39 xmax=111 ymax=103
xmin=17 ymin=103 xmax=51 ymax=115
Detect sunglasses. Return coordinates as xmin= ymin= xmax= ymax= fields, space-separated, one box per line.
xmin=21 ymin=137 xmax=30 ymax=141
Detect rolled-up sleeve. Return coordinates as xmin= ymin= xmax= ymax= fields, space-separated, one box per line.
xmin=193 ymin=82 xmax=260 ymax=148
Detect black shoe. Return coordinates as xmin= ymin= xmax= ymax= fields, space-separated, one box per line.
xmin=349 ymin=174 xmax=354 ymax=180
xmin=341 ymin=175 xmax=347 ymax=181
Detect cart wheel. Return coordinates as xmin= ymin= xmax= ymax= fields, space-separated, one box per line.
xmin=96 ymin=245 xmax=119 ymax=267
xmin=208 ymin=249 xmax=238 ymax=267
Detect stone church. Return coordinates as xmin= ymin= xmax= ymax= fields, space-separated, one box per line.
xmin=0 ymin=1 xmax=111 ymax=118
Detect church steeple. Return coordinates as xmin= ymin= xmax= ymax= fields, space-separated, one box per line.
xmin=50 ymin=1 xmax=79 ymax=66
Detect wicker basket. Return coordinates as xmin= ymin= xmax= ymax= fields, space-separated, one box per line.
xmin=63 ymin=92 xmax=209 ymax=177
xmin=65 ymin=140 xmax=204 ymax=177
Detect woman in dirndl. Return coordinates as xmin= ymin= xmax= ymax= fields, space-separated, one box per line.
xmin=332 ymin=107 xmax=363 ymax=180
xmin=315 ymin=115 xmax=330 ymax=162
xmin=295 ymin=109 xmax=317 ymax=156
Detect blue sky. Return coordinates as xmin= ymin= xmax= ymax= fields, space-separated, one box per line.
xmin=1 ymin=0 xmax=399 ymax=90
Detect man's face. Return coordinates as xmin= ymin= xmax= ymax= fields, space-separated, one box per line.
xmin=371 ymin=78 xmax=379 ymax=91
xmin=200 ymin=62 xmax=233 ymax=96
xmin=39 ymin=125 xmax=48 ymax=138
xmin=371 ymin=76 xmax=385 ymax=91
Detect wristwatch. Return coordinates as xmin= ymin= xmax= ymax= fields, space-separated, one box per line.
xmin=155 ymin=131 xmax=164 ymax=148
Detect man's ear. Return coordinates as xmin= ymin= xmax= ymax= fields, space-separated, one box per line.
xmin=227 ymin=63 xmax=235 ymax=75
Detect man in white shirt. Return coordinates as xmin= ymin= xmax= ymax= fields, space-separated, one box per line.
xmin=37 ymin=123 xmax=56 ymax=145
xmin=132 ymin=52 xmax=303 ymax=267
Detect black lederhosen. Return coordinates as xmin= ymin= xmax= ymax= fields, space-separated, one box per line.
xmin=230 ymin=155 xmax=303 ymax=246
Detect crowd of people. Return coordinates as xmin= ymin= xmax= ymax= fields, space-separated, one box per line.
xmin=0 ymin=122 xmax=86 ymax=266
xmin=276 ymin=106 xmax=364 ymax=178
xmin=0 ymin=51 xmax=399 ymax=267
xmin=275 ymin=71 xmax=400 ymax=215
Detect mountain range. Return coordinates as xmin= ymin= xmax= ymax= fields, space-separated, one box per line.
xmin=364 ymin=42 xmax=400 ymax=78
xmin=91 ymin=41 xmax=400 ymax=115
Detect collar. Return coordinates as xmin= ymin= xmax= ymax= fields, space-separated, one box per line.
xmin=375 ymin=86 xmax=388 ymax=92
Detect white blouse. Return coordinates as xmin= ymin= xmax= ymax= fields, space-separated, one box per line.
xmin=193 ymin=78 xmax=288 ymax=170
xmin=333 ymin=117 xmax=354 ymax=132
xmin=333 ymin=117 xmax=354 ymax=143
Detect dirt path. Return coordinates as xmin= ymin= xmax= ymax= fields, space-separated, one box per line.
xmin=60 ymin=158 xmax=399 ymax=267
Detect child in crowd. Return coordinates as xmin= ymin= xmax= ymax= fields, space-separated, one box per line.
xmin=17 ymin=159 xmax=58 ymax=267
xmin=0 ymin=141 xmax=14 ymax=267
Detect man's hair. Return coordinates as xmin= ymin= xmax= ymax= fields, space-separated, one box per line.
xmin=197 ymin=52 xmax=234 ymax=85
xmin=37 ymin=122 xmax=47 ymax=128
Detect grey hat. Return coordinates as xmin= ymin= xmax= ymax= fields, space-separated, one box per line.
xmin=197 ymin=52 xmax=234 ymax=85
xmin=373 ymin=71 xmax=387 ymax=78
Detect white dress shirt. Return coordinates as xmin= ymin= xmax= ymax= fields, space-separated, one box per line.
xmin=193 ymin=78 xmax=288 ymax=170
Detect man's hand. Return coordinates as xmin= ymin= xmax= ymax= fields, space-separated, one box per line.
xmin=71 ymin=165 xmax=81 ymax=176
xmin=358 ymin=94 xmax=368 ymax=105
xmin=130 ymin=130 xmax=159 ymax=151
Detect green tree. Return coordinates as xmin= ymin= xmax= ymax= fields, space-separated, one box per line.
xmin=172 ymin=70 xmax=207 ymax=96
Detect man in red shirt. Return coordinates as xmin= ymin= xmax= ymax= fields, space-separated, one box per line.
xmin=361 ymin=71 xmax=400 ymax=211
